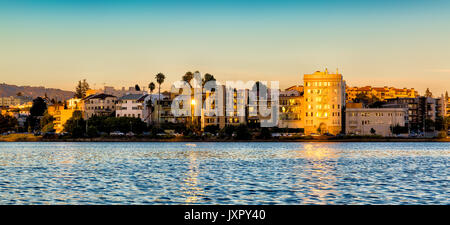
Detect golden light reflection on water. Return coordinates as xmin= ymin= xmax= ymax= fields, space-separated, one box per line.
xmin=180 ymin=149 xmax=206 ymax=204
xmin=293 ymin=144 xmax=339 ymax=204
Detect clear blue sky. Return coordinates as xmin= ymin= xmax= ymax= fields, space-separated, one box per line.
xmin=0 ymin=0 xmax=449 ymax=95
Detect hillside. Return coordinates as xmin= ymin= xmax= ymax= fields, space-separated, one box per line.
xmin=0 ymin=83 xmax=74 ymax=100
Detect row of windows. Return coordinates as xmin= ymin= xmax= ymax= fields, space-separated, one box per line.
xmin=305 ymin=82 xmax=340 ymax=87
xmin=117 ymin=114 xmax=141 ymax=118
xmin=349 ymin=112 xmax=404 ymax=117
xmin=305 ymin=112 xmax=340 ymax=117
xmin=87 ymin=106 xmax=111 ymax=110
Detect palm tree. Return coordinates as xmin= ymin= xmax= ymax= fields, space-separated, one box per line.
xmin=148 ymin=82 xmax=155 ymax=94
xmin=146 ymin=82 xmax=156 ymax=124
xmin=155 ymin=73 xmax=166 ymax=124
xmin=182 ymin=71 xmax=194 ymax=85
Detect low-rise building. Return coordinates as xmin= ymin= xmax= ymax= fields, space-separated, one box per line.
xmin=0 ymin=96 xmax=33 ymax=107
xmin=115 ymin=94 xmax=150 ymax=122
xmin=346 ymin=86 xmax=418 ymax=102
xmin=83 ymin=94 xmax=117 ymax=119
xmin=346 ymin=106 xmax=408 ymax=136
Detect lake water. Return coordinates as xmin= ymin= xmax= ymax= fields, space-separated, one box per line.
xmin=0 ymin=142 xmax=448 ymax=205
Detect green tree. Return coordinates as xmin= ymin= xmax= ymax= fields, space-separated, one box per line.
xmin=74 ymin=79 xmax=90 ymax=98
xmin=370 ymin=128 xmax=376 ymax=135
xmin=40 ymin=111 xmax=55 ymax=133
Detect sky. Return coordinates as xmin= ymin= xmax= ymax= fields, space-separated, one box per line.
xmin=0 ymin=0 xmax=449 ymax=95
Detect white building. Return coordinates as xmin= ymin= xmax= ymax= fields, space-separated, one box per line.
xmin=346 ymin=107 xmax=408 ymax=136
xmin=115 ymin=94 xmax=152 ymax=122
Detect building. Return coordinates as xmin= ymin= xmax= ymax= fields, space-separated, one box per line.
xmin=345 ymin=106 xmax=408 ymax=136
xmin=346 ymin=86 xmax=418 ymax=102
xmin=82 ymin=93 xmax=117 ymax=119
xmin=385 ymin=96 xmax=444 ymax=133
xmin=278 ymin=89 xmax=304 ymax=129
xmin=303 ymin=69 xmax=346 ymax=135
xmin=67 ymin=98 xmax=83 ymax=110
xmin=115 ymin=94 xmax=151 ymax=122
xmin=0 ymin=96 xmax=33 ymax=107
xmin=47 ymin=104 xmax=76 ymax=133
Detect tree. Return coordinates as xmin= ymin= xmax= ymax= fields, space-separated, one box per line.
xmin=182 ymin=71 xmax=194 ymax=85
xmin=30 ymin=97 xmax=47 ymax=117
xmin=204 ymin=125 xmax=219 ymax=134
xmin=202 ymin=73 xmax=216 ymax=86
xmin=135 ymin=84 xmax=141 ymax=91
xmin=146 ymin=82 xmax=156 ymax=124
xmin=64 ymin=111 xmax=86 ymax=138
xmin=155 ymin=73 xmax=166 ymax=124
xmin=425 ymin=88 xmax=433 ymax=98
xmin=445 ymin=91 xmax=449 ymax=101
xmin=16 ymin=92 xmax=23 ymax=97
xmin=259 ymin=127 xmax=272 ymax=139
xmin=370 ymin=128 xmax=376 ymax=135
xmin=40 ymin=111 xmax=55 ymax=133
xmin=0 ymin=114 xmax=18 ymax=133
xmin=74 ymin=79 xmax=90 ymax=98
xmin=235 ymin=124 xmax=252 ymax=140
xmin=220 ymin=125 xmax=235 ymax=138
xmin=148 ymin=82 xmax=155 ymax=94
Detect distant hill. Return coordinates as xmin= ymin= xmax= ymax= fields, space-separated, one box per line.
xmin=0 ymin=83 xmax=74 ymax=100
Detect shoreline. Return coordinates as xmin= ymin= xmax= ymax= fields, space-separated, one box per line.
xmin=1 ymin=137 xmax=449 ymax=143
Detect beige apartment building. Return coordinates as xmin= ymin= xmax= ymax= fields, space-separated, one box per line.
xmin=345 ymin=106 xmax=408 ymax=136
xmin=82 ymin=93 xmax=117 ymax=119
xmin=303 ymin=69 xmax=346 ymax=135
xmin=278 ymin=89 xmax=304 ymax=129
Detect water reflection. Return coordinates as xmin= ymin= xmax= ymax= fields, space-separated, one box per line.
xmin=0 ymin=142 xmax=448 ymax=204
xmin=180 ymin=149 xmax=205 ymax=204
xmin=294 ymin=144 xmax=339 ymax=204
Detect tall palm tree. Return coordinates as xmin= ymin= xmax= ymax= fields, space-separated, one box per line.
xmin=155 ymin=73 xmax=166 ymax=124
xmin=146 ymin=82 xmax=156 ymax=124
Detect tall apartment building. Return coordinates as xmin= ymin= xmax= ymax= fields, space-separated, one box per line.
xmin=303 ymin=69 xmax=346 ymax=135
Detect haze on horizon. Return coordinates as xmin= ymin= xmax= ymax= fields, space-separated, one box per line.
xmin=0 ymin=0 xmax=449 ymax=96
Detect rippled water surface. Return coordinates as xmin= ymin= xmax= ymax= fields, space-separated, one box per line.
xmin=0 ymin=142 xmax=448 ymax=204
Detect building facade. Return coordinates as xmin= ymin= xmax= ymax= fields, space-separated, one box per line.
xmin=346 ymin=86 xmax=418 ymax=102
xmin=47 ymin=104 xmax=76 ymax=133
xmin=83 ymin=94 xmax=117 ymax=118
xmin=303 ymin=69 xmax=346 ymax=135
xmin=278 ymin=89 xmax=304 ymax=129
xmin=115 ymin=94 xmax=150 ymax=121
xmin=345 ymin=107 xmax=408 ymax=136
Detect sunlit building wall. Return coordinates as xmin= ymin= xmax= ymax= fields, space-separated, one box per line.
xmin=303 ymin=69 xmax=346 ymax=135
